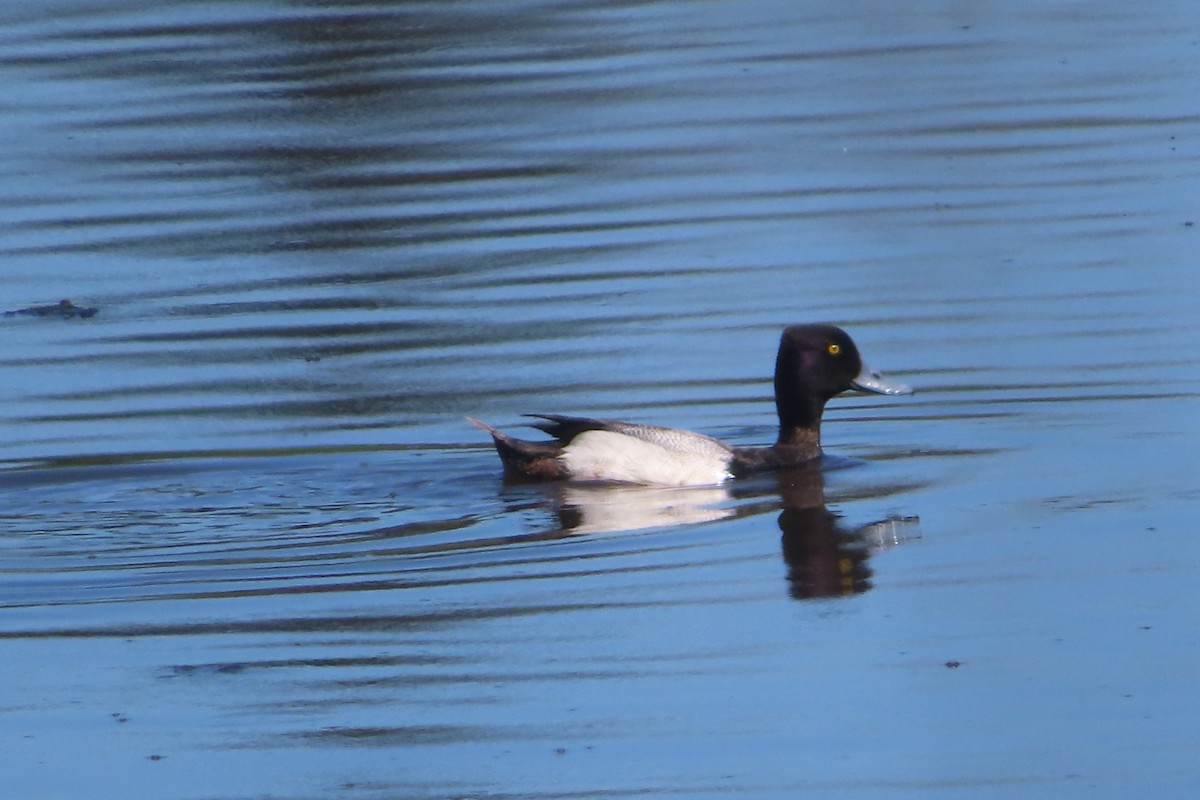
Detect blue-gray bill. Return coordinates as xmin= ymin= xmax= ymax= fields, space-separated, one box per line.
xmin=851 ymin=363 xmax=913 ymax=396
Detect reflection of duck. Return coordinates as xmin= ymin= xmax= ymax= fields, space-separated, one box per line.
xmin=470 ymin=324 xmax=910 ymax=487
xmin=539 ymin=461 xmax=917 ymax=600
xmin=767 ymin=465 xmax=918 ymax=599
xmin=555 ymin=484 xmax=734 ymax=534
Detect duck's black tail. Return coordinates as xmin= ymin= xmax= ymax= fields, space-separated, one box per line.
xmin=467 ymin=418 xmax=567 ymax=481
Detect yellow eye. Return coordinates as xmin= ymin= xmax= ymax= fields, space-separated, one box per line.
xmin=827 ymin=343 xmax=841 ymax=356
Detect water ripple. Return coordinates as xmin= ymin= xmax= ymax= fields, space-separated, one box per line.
xmin=3 ymin=2 xmax=1200 ymax=798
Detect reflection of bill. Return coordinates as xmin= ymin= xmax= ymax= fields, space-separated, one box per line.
xmin=548 ymin=464 xmax=918 ymax=601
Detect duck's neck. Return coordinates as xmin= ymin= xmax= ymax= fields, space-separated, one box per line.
xmin=775 ymin=422 xmax=821 ymax=451
xmin=774 ymin=350 xmax=826 ymax=450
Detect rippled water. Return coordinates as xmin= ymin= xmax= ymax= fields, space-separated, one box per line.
xmin=3 ymin=1 xmax=1200 ymax=798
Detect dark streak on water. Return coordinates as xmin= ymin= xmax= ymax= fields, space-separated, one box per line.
xmin=2 ymin=1 xmax=1200 ymax=799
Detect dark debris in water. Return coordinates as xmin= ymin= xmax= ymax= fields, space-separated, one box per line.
xmin=3 ymin=299 xmax=98 ymax=319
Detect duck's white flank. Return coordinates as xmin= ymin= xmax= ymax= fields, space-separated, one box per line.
xmin=559 ymin=429 xmax=733 ymax=487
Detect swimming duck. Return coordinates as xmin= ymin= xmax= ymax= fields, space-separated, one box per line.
xmin=470 ymin=323 xmax=911 ymax=486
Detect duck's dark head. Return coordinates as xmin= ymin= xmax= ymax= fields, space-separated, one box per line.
xmin=773 ymin=324 xmax=910 ymax=447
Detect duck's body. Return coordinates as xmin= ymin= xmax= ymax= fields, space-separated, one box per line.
xmin=471 ymin=324 xmax=910 ymax=486
xmin=471 ymin=414 xmax=738 ymax=485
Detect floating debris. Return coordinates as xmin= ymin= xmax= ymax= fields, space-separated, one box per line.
xmin=3 ymin=299 xmax=98 ymax=319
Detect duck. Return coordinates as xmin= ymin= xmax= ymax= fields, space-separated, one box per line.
xmin=469 ymin=323 xmax=911 ymax=486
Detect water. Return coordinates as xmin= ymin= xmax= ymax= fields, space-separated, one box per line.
xmin=2 ymin=1 xmax=1199 ymax=797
